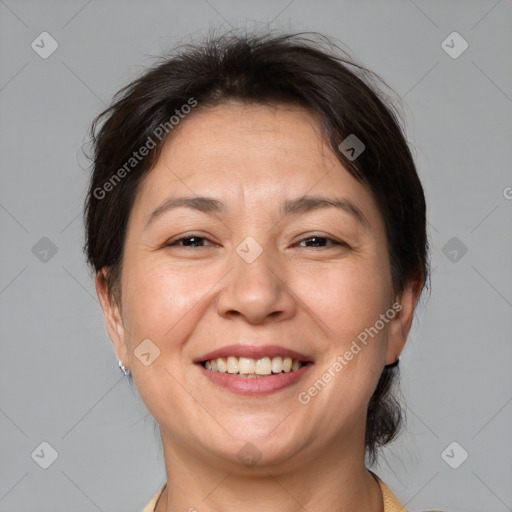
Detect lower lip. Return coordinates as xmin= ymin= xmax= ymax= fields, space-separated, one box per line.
xmin=197 ymin=363 xmax=313 ymax=396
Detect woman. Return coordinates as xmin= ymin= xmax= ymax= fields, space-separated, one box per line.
xmin=84 ymin=30 xmax=436 ymax=511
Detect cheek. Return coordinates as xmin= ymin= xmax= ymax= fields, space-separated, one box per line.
xmin=120 ymin=260 xmax=212 ymax=410
xmin=294 ymin=256 xmax=392 ymax=411
xmin=296 ymin=256 xmax=392 ymax=343
xmin=120 ymin=257 xmax=211 ymax=346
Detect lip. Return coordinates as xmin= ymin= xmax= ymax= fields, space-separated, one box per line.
xmin=194 ymin=344 xmax=313 ymax=363
xmin=198 ymin=362 xmax=314 ymax=396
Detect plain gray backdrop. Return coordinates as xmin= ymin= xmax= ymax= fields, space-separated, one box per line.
xmin=1 ymin=1 xmax=511 ymax=511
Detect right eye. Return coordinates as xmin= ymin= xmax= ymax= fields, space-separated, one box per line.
xmin=165 ymin=234 xmax=215 ymax=248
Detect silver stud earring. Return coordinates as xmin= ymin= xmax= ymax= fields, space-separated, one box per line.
xmin=118 ymin=359 xmax=131 ymax=377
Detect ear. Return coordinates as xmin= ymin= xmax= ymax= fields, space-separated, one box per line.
xmin=385 ymin=270 xmax=424 ymax=365
xmin=95 ymin=268 xmax=129 ymax=368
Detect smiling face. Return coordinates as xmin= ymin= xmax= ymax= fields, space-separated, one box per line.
xmin=97 ymin=100 xmax=417 ymax=472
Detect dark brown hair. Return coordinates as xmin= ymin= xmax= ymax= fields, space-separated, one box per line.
xmin=84 ymin=29 xmax=429 ymax=465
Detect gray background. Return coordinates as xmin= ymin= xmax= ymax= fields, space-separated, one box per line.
xmin=1 ymin=1 xmax=511 ymax=511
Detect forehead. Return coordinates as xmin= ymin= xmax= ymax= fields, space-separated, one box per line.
xmin=165 ymin=101 xmax=332 ymax=174
xmin=130 ymin=101 xmax=383 ymax=229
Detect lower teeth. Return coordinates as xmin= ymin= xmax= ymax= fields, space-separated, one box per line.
xmin=203 ymin=366 xmax=304 ymax=376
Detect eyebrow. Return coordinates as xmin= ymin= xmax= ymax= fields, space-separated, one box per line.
xmin=144 ymin=194 xmax=369 ymax=230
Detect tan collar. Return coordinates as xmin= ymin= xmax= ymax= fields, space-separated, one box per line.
xmin=370 ymin=471 xmax=408 ymax=511
xmin=142 ymin=483 xmax=165 ymax=512
xmin=143 ymin=473 xmax=407 ymax=512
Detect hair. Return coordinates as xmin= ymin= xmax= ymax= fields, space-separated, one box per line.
xmin=83 ymin=29 xmax=430 ymax=465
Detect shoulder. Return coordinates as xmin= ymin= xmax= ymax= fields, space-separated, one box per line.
xmin=142 ymin=483 xmax=166 ymax=512
xmin=370 ymin=471 xmax=448 ymax=512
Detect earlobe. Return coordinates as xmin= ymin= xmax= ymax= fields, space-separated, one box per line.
xmin=95 ymin=268 xmax=129 ymax=365
xmin=385 ymin=272 xmax=424 ymax=365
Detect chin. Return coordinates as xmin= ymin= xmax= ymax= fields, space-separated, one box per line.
xmin=194 ymin=417 xmax=309 ymax=468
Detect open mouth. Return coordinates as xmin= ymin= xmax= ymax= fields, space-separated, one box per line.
xmin=200 ymin=356 xmax=308 ymax=377
xmin=195 ymin=345 xmax=314 ymax=394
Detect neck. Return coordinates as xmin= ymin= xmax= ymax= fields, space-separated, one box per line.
xmin=155 ymin=437 xmax=383 ymax=512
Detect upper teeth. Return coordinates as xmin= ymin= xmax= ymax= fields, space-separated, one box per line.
xmin=203 ymin=356 xmax=304 ymax=375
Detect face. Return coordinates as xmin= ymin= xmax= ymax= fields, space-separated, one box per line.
xmin=97 ymin=101 xmax=418 ymax=472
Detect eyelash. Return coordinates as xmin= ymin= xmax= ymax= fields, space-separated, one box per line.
xmin=166 ymin=234 xmax=348 ymax=249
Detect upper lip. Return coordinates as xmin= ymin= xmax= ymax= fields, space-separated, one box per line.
xmin=195 ymin=344 xmax=313 ymax=363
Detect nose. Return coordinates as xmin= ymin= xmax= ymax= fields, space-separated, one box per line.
xmin=216 ymin=241 xmax=296 ymax=324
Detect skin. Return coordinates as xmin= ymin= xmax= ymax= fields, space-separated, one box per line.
xmin=96 ymin=101 xmax=423 ymax=511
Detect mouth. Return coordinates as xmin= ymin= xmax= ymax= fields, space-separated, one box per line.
xmin=200 ymin=356 xmax=307 ymax=376
xmin=195 ymin=345 xmax=314 ymax=396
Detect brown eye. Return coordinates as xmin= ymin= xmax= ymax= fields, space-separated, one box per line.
xmin=298 ymin=236 xmax=347 ymax=248
xmin=166 ymin=235 xmax=215 ymax=248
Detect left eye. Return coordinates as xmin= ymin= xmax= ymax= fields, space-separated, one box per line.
xmin=297 ymin=236 xmax=344 ymax=248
